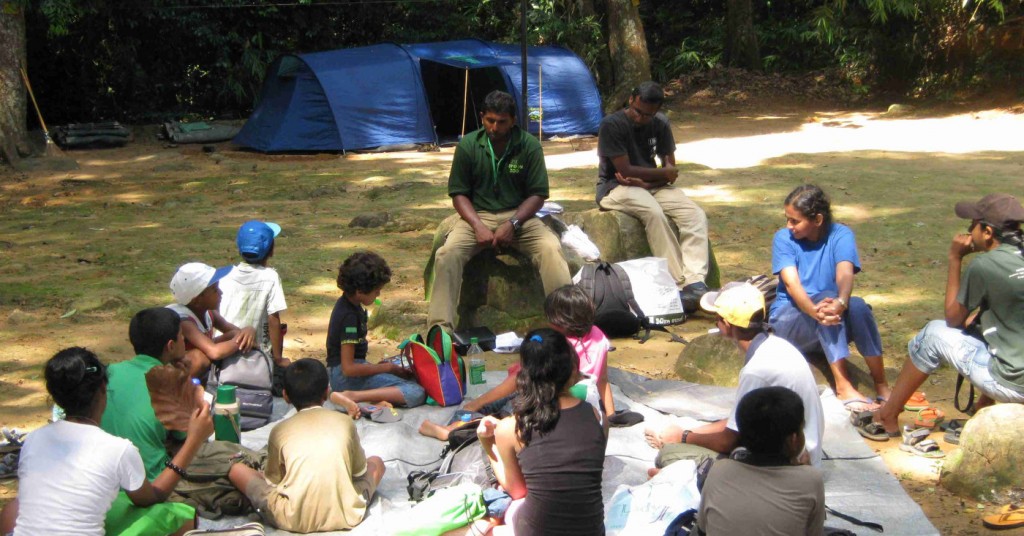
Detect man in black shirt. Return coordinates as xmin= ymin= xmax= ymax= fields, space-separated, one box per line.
xmin=596 ymin=81 xmax=712 ymax=312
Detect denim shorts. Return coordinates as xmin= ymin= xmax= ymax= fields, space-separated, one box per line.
xmin=908 ymin=320 xmax=1024 ymax=403
xmin=328 ymin=361 xmax=427 ymax=407
xmin=770 ymin=291 xmax=884 ymax=364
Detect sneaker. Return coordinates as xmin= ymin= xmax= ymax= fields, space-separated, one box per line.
xmin=680 ymin=282 xmax=710 ymax=314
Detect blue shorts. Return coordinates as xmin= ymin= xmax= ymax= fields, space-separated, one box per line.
xmin=328 ymin=361 xmax=426 ymax=407
xmin=770 ymin=291 xmax=883 ymax=364
xmin=908 ymin=320 xmax=1024 ymax=403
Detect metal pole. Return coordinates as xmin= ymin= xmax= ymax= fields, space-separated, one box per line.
xmin=520 ymin=0 xmax=528 ymax=127
xmin=461 ymin=68 xmax=469 ymax=137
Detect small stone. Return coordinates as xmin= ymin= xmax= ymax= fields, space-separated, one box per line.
xmin=349 ymin=213 xmax=391 ymax=228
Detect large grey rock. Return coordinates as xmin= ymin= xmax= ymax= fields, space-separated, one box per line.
xmin=674 ymin=334 xmax=743 ymax=386
xmin=562 ymin=209 xmax=720 ymax=288
xmin=940 ymin=404 xmax=1024 ymax=501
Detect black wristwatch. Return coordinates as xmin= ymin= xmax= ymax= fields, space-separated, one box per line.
xmin=509 ymin=218 xmax=522 ymax=232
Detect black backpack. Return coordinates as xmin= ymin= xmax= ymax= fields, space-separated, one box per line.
xmin=577 ymin=262 xmax=647 ymax=338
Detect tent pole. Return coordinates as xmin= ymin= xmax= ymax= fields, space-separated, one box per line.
xmin=461 ymin=69 xmax=469 ymax=138
xmin=520 ymin=0 xmax=528 ymax=126
xmin=538 ymin=64 xmax=542 ymax=140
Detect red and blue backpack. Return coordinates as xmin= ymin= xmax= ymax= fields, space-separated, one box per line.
xmin=398 ymin=325 xmax=467 ymax=407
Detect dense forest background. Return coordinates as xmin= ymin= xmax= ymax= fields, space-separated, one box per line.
xmin=10 ymin=0 xmax=1024 ymax=126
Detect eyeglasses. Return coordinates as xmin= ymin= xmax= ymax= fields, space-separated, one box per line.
xmin=631 ymin=105 xmax=656 ymax=119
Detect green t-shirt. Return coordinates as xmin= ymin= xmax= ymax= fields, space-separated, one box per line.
xmin=447 ymin=125 xmax=549 ymax=212
xmin=101 ymin=354 xmax=170 ymax=480
xmin=958 ymin=243 xmax=1024 ymax=391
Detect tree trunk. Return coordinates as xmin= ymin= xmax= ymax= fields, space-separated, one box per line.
xmin=603 ymin=0 xmax=651 ymax=114
xmin=0 ymin=1 xmax=28 ymax=167
xmin=725 ymin=0 xmax=760 ymax=70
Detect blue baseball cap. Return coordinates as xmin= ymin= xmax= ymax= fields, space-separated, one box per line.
xmin=237 ymin=220 xmax=281 ymax=261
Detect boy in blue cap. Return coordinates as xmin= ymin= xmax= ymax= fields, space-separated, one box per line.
xmin=219 ymin=220 xmax=290 ymax=369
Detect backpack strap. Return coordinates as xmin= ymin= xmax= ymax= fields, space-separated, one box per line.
xmin=427 ymin=325 xmax=454 ymax=363
xmin=399 ymin=334 xmax=442 ymax=365
xmin=577 ymin=263 xmax=598 ymax=301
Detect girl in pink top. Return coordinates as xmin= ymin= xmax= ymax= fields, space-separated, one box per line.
xmin=418 ymin=286 xmax=615 ymax=441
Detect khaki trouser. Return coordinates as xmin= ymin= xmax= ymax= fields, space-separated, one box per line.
xmin=427 ymin=210 xmax=571 ymax=331
xmin=599 ymin=184 xmax=709 ymax=288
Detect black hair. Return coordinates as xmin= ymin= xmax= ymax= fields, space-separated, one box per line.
xmin=129 ymin=307 xmax=182 ymax=358
xmin=544 ymin=285 xmax=595 ymax=338
xmin=731 ymin=309 xmax=767 ymax=341
xmin=482 ymin=90 xmax=517 ymax=118
xmin=992 ymin=223 xmax=1024 ymax=256
xmin=785 ymin=184 xmax=833 ymax=229
xmin=513 ymin=327 xmax=578 ymax=446
xmin=45 ymin=347 xmax=108 ymax=419
xmin=336 ymin=251 xmax=392 ymax=295
xmin=736 ymin=386 xmax=805 ymax=457
xmin=283 ymin=358 xmax=329 ymax=410
xmin=633 ymin=81 xmax=664 ymax=105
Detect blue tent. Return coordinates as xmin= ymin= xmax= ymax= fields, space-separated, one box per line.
xmin=234 ymin=39 xmax=602 ymax=152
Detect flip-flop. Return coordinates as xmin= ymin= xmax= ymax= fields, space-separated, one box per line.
xmin=608 ymin=409 xmax=645 ymax=428
xmin=841 ymin=398 xmax=878 ymax=413
xmin=899 ymin=426 xmax=945 ymax=458
xmin=941 ymin=418 xmax=968 ymax=444
xmin=983 ymin=505 xmax=1024 ymax=530
xmin=904 ymin=391 xmax=930 ymax=411
xmin=850 ymin=410 xmax=899 ymax=442
xmin=359 ymin=404 xmax=402 ymax=423
xmin=914 ymin=407 xmax=945 ymax=428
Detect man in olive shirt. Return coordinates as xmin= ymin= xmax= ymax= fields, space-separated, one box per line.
xmin=427 ymin=90 xmax=571 ymax=331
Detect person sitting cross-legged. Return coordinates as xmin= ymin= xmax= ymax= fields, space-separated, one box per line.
xmin=696 ymin=386 xmax=826 ymax=536
xmin=645 ymin=281 xmax=825 ymax=468
xmin=229 ymin=358 xmax=385 ymax=533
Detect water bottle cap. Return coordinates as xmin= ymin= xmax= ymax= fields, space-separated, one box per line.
xmin=470 ymin=337 xmax=479 ymax=344
xmin=460 ymin=413 xmax=471 ymax=422
xmin=216 ymin=384 xmax=237 ymax=404
xmin=374 ymin=298 xmax=382 ymax=306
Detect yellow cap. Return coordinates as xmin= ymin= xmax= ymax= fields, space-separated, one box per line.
xmin=699 ymin=282 xmax=766 ymax=329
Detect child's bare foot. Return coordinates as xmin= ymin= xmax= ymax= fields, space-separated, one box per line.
xmin=644 ymin=424 xmax=683 ymax=449
xmin=418 ymin=420 xmax=451 ymax=441
xmin=647 ymin=467 xmax=661 ymax=479
xmin=329 ymin=392 xmax=361 ymax=419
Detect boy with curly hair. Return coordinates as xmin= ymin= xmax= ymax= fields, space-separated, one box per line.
xmin=326 ymin=252 xmax=425 ymax=407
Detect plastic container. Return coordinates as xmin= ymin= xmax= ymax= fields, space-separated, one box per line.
xmin=467 ymin=337 xmax=485 ymax=385
xmin=213 ymin=384 xmax=241 ymax=443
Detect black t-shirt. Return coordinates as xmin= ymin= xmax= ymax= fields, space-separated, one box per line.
xmin=325 ymin=295 xmax=367 ymax=367
xmin=595 ymin=109 xmax=675 ymax=203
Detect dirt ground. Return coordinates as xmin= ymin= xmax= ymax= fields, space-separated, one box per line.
xmin=3 ymin=93 xmax=1024 ymax=533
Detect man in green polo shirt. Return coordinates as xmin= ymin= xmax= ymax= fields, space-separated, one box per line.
xmin=102 ymin=307 xmax=187 ymax=479
xmin=427 ymin=90 xmax=571 ymax=330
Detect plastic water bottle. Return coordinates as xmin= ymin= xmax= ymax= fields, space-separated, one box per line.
xmin=468 ymin=337 xmax=485 ymax=385
xmin=213 ymin=385 xmax=241 ymax=443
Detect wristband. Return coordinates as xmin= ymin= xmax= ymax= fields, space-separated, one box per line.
xmin=682 ymin=429 xmax=691 ymax=444
xmin=837 ymin=297 xmax=848 ymax=310
xmin=164 ymin=460 xmax=188 ymax=478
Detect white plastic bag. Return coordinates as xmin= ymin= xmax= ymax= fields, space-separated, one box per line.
xmin=561 ymin=224 xmax=601 ymax=262
xmin=614 ymin=257 xmax=685 ymax=325
xmin=604 ymin=460 xmax=701 ymax=536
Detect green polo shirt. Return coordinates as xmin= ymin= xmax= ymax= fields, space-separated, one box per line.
xmin=100 ymin=354 xmax=170 ymax=480
xmin=447 ymin=125 xmax=549 ymax=212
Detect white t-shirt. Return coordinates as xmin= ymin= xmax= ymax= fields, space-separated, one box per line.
xmin=726 ymin=334 xmax=826 ymax=467
xmin=15 ymin=421 xmax=146 ymax=536
xmin=218 ymin=263 xmax=287 ymax=357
